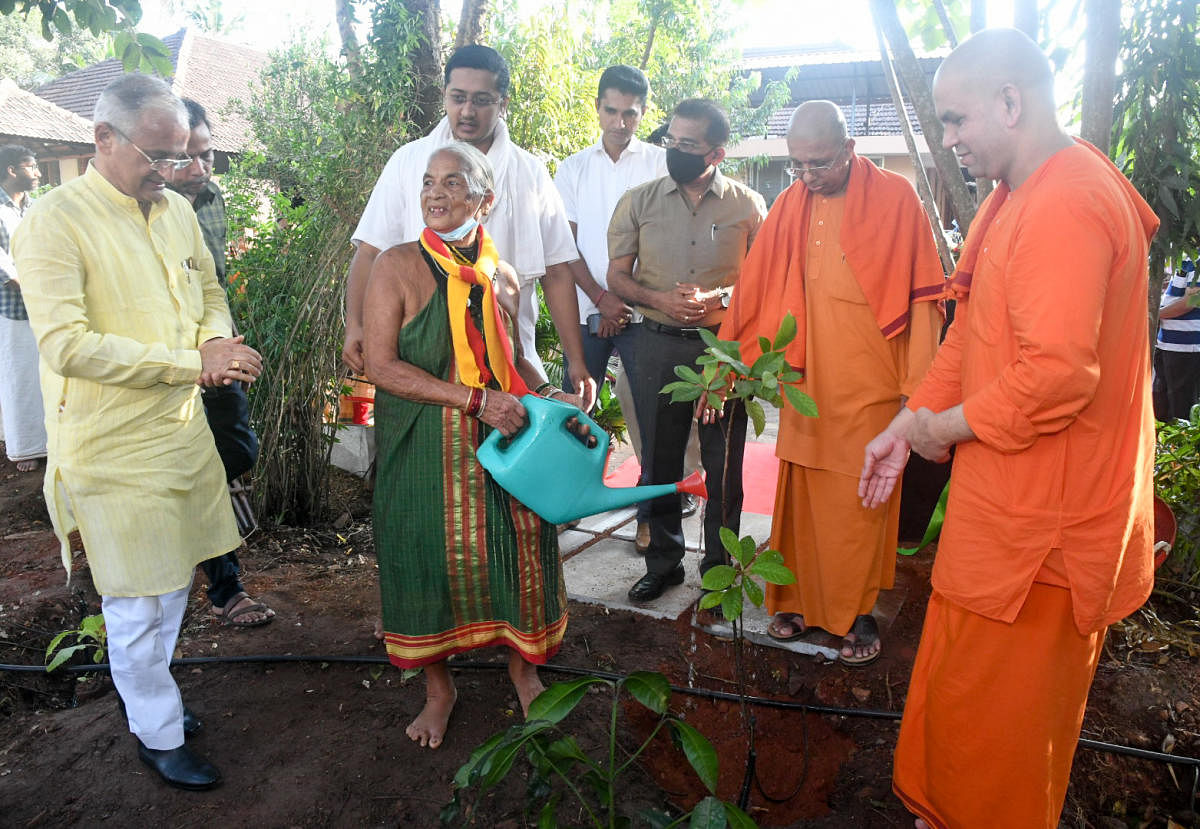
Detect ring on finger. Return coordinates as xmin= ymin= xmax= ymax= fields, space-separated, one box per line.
xmin=231 ymin=359 xmax=240 ymax=370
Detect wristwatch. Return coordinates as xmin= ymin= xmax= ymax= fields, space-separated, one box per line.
xmin=719 ymin=288 xmax=732 ymax=309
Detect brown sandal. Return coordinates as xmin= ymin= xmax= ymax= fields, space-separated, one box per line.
xmin=213 ymin=592 xmax=275 ymax=628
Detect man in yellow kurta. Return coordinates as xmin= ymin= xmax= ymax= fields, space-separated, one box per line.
xmin=720 ymin=101 xmax=944 ymax=664
xmin=13 ymin=74 xmax=262 ymax=791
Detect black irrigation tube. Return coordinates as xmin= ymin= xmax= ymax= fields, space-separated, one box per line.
xmin=4 ymin=651 xmax=1199 ymax=806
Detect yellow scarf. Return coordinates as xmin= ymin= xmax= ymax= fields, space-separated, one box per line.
xmin=419 ymin=226 xmax=526 ymax=393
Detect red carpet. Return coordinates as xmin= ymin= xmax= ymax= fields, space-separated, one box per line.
xmin=603 ymin=442 xmax=779 ymax=516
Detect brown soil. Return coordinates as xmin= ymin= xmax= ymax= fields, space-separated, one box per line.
xmin=0 ymin=456 xmax=1197 ymax=828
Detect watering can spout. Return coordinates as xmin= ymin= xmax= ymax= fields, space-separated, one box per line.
xmin=475 ymin=395 xmax=708 ymax=525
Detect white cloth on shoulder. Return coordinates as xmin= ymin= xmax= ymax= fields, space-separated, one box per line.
xmin=0 ymin=314 xmax=46 ymax=462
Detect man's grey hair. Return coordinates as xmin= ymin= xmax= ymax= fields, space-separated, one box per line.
xmin=430 ymin=142 xmax=494 ymax=199
xmin=93 ymin=74 xmax=187 ymax=138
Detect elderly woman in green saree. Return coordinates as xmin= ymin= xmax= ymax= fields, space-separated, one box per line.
xmin=362 ymin=142 xmax=587 ymax=749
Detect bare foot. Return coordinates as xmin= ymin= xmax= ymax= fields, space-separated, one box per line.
xmin=915 ymin=820 xmax=931 ymax=829
xmin=406 ymin=661 xmax=456 ymax=749
xmin=15 ymin=459 xmax=40 ymax=473
xmin=372 ymin=617 xmax=384 ymax=640
xmin=508 ymin=651 xmax=545 ymax=717
xmin=839 ymin=614 xmax=882 ymax=666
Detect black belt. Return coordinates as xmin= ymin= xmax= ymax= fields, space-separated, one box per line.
xmin=642 ymin=320 xmax=720 ymax=339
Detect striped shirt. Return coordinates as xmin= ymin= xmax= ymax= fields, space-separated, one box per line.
xmin=1158 ymin=260 xmax=1200 ymax=352
xmin=0 ymin=187 xmax=30 ymax=320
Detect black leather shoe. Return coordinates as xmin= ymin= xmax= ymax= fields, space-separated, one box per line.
xmin=182 ymin=706 xmax=201 ymax=737
xmin=137 ymin=741 xmax=221 ymax=791
xmin=627 ymin=566 xmax=685 ymax=602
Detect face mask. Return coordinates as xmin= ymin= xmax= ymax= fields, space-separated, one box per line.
xmin=666 ymin=147 xmax=711 ymax=185
xmin=433 ymin=216 xmax=479 ymax=242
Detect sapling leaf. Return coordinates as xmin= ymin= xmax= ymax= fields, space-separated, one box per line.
xmin=784 ymin=384 xmax=818 ymax=416
xmin=751 ymin=562 xmax=796 ymax=585
xmin=45 ymin=643 xmax=88 ymax=673
xmin=706 ymin=391 xmax=723 ymax=410
xmin=701 ymin=565 xmax=736 ymax=591
xmin=544 ymin=735 xmax=589 ymax=765
xmin=674 ymin=364 xmax=703 ymax=384
xmin=724 ymin=801 xmax=758 ymax=829
xmin=639 ymin=809 xmax=674 ymax=829
xmin=697 ymin=327 xmax=723 ymax=351
xmin=698 ymin=590 xmax=724 ymax=610
xmin=757 ymin=335 xmax=771 ymax=354
xmin=719 ymin=526 xmax=740 ymax=554
xmin=755 ymin=548 xmax=785 ymax=566
xmin=624 ymin=671 xmax=670 ymax=715
xmin=527 ymin=677 xmax=607 ymax=724
xmin=746 ymin=398 xmax=766 ymax=437
xmin=743 ymin=577 xmax=764 ymax=607
xmin=669 ymin=720 xmax=719 ymax=794
xmin=721 ymin=588 xmax=743 ymax=621
xmin=689 ymin=796 xmax=727 ymax=828
xmin=773 ymin=311 xmax=797 ymax=350
xmin=45 ymin=630 xmax=71 ymax=659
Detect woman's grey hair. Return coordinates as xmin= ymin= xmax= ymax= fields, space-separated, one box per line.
xmin=93 ymin=74 xmax=188 ymax=138
xmin=430 ymin=142 xmax=494 ymax=199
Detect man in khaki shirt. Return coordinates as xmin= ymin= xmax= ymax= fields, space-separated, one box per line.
xmin=607 ymin=98 xmax=766 ymax=602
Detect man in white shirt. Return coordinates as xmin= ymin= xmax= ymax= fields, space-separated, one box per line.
xmin=555 ymin=67 xmax=698 ymax=551
xmin=554 ymin=65 xmax=665 ymax=388
xmin=343 ymin=45 xmax=594 ymax=407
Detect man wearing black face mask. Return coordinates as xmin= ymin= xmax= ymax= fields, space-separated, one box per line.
xmin=607 ymin=99 xmax=766 ymax=603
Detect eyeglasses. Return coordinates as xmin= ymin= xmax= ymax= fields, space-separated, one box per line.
xmin=660 ymin=136 xmax=712 ymax=154
xmin=111 ymin=126 xmax=191 ymax=174
xmin=445 ymin=92 xmax=503 ymax=109
xmin=784 ymin=152 xmax=845 ymax=180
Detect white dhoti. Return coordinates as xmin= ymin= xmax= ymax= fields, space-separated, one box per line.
xmin=0 ymin=314 xmax=46 ymax=462
xmin=102 ymin=583 xmax=191 ymax=749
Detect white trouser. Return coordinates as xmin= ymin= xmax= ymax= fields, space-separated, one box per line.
xmin=102 ymin=584 xmax=190 ymax=750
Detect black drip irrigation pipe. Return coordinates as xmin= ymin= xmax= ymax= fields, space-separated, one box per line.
xmin=4 ymin=652 xmax=1199 ymax=806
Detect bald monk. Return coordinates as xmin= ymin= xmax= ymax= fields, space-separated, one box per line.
xmin=859 ymin=29 xmax=1159 ymax=828
xmin=719 ymin=100 xmax=943 ymax=664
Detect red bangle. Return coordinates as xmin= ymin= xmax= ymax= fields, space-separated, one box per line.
xmin=595 ymin=289 xmax=608 ymax=307
xmin=465 ymin=387 xmax=483 ymax=417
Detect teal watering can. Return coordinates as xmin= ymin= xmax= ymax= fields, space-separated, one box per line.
xmin=476 ymin=394 xmax=707 ymax=525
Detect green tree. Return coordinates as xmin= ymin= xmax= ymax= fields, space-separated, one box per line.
xmin=1110 ymin=0 xmax=1200 ymax=338
xmin=0 ymin=9 xmax=107 ymax=87
xmin=0 ymin=0 xmax=170 ymax=73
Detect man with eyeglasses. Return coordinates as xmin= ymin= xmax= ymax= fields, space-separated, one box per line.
xmin=0 ymin=144 xmax=46 ymax=474
xmin=720 ymin=100 xmax=943 ymax=664
xmin=607 ymin=99 xmax=766 ymax=603
xmin=345 ymin=44 xmax=595 ymax=409
xmin=13 ymin=73 xmax=263 ymax=792
xmin=168 ymin=98 xmax=273 ymax=630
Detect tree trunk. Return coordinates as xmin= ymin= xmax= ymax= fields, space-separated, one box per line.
xmin=1080 ymin=0 xmax=1120 ymax=153
xmin=870 ymin=0 xmax=977 ymax=233
xmin=407 ymin=0 xmax=445 ymax=135
xmin=874 ymin=15 xmax=956 ymax=273
xmin=1013 ymin=0 xmax=1038 ymax=37
xmin=932 ymin=0 xmax=958 ymax=47
xmin=334 ymin=0 xmax=363 ymax=82
xmin=640 ymin=10 xmax=660 ymax=70
xmin=455 ymin=0 xmax=489 ymax=48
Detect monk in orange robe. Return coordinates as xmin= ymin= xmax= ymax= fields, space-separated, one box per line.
xmin=720 ymin=100 xmax=944 ymax=664
xmin=859 ymin=29 xmax=1159 ymax=828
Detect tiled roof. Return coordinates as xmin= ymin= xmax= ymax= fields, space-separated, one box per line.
xmin=34 ymin=28 xmax=268 ymax=152
xmin=766 ymin=101 xmax=924 ymax=138
xmin=0 ymin=78 xmax=94 ymax=144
